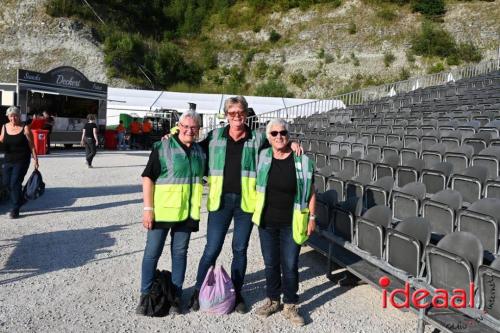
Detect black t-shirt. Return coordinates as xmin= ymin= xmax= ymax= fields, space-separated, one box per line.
xmin=3 ymin=124 xmax=31 ymax=163
xmin=141 ymin=136 xmax=199 ymax=232
xmin=222 ymin=126 xmax=251 ymax=194
xmin=261 ymin=153 xmax=297 ymax=229
xmin=84 ymin=122 xmax=97 ymax=139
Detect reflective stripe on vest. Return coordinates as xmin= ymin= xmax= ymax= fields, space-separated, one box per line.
xmin=154 ymin=137 xmax=206 ymax=222
xmin=252 ymin=148 xmax=314 ymax=245
xmin=207 ymin=127 xmax=264 ymax=213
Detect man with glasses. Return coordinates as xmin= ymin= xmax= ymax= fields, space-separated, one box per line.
xmin=137 ymin=110 xmax=206 ymax=316
xmin=189 ymin=96 xmax=301 ymax=314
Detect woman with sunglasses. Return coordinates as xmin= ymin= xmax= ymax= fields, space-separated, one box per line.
xmin=252 ymin=118 xmax=316 ymax=326
xmin=0 ymin=106 xmax=38 ymax=219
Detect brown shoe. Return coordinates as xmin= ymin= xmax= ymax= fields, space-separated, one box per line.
xmin=282 ymin=304 xmax=305 ymax=326
xmin=255 ymin=298 xmax=281 ymax=318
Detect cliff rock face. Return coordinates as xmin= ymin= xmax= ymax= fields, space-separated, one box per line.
xmin=0 ymin=0 xmax=498 ymax=97
xmin=0 ymin=0 xmax=128 ymax=86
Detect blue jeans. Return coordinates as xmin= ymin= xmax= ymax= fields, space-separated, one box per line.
xmin=195 ymin=193 xmax=254 ymax=293
xmin=140 ymin=224 xmax=191 ymax=298
xmin=2 ymin=158 xmax=30 ymax=212
xmin=116 ymin=132 xmax=125 ymax=149
xmin=259 ymin=225 xmax=301 ymax=304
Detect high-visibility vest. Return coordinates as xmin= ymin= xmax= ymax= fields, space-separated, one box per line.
xmin=153 ymin=136 xmax=206 ymax=222
xmin=207 ymin=127 xmax=265 ymax=213
xmin=252 ymin=148 xmax=314 ymax=245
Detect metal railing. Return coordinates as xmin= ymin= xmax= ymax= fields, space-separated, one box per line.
xmin=200 ymin=54 xmax=500 ymax=137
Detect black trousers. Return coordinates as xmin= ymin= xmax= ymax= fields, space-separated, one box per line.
xmin=84 ymin=137 xmax=97 ymax=166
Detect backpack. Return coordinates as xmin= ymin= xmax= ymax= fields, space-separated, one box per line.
xmin=199 ymin=265 xmax=236 ymax=314
xmin=136 ymin=270 xmax=175 ymax=317
xmin=23 ymin=169 xmax=45 ymax=201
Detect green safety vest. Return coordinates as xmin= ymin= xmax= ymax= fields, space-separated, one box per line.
xmin=153 ymin=137 xmax=206 ymax=222
xmin=207 ymin=127 xmax=265 ymax=213
xmin=252 ymin=148 xmax=314 ymax=245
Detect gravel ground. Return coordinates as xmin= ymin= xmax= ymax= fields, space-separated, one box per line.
xmin=0 ymin=150 xmax=433 ymax=333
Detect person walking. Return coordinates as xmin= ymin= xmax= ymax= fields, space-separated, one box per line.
xmin=253 ymin=118 xmax=316 ymax=327
xmin=0 ymin=106 xmax=39 ymax=219
xmin=136 ymin=111 xmax=205 ymax=315
xmin=189 ymin=96 xmax=302 ymax=314
xmin=81 ymin=114 xmax=98 ymax=168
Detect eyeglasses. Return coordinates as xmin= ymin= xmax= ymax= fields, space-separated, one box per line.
xmin=270 ymin=130 xmax=288 ymax=137
xmin=227 ymin=111 xmax=246 ymax=118
xmin=179 ymin=123 xmax=200 ymax=131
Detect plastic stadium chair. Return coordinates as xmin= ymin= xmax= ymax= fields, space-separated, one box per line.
xmin=450 ymin=165 xmax=489 ymax=205
xmin=364 ymin=176 xmax=395 ymax=210
xmin=386 ymin=217 xmax=432 ymax=276
xmin=356 ymin=205 xmax=393 ymax=258
xmin=421 ymin=161 xmax=454 ymax=195
xmin=472 ymin=146 xmax=500 ymax=180
xmin=425 ymin=232 xmax=483 ymax=299
xmin=330 ymin=196 xmax=363 ymax=242
xmin=457 ymin=197 xmax=500 ymax=257
xmin=422 ymin=189 xmax=462 ymax=239
xmin=392 ymin=182 xmax=426 ymax=222
xmin=478 ymin=257 xmax=500 ymax=321
xmin=444 ymin=145 xmax=474 ymax=173
xmin=396 ymin=158 xmax=425 ymax=188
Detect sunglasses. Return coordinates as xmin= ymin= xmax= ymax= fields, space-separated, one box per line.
xmin=270 ymin=130 xmax=288 ymax=137
xmin=179 ymin=123 xmax=200 ymax=131
xmin=227 ymin=111 xmax=246 ymax=118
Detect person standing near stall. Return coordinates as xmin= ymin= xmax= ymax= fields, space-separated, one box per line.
xmin=130 ymin=118 xmax=142 ymax=149
xmin=42 ymin=111 xmax=54 ymax=154
xmin=142 ymin=118 xmax=153 ymax=150
xmin=0 ymin=106 xmax=39 ymax=219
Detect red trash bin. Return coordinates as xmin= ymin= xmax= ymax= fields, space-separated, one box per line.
xmin=32 ymin=129 xmax=48 ymax=155
xmin=104 ymin=130 xmax=118 ymax=150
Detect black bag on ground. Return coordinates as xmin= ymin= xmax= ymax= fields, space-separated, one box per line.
xmin=23 ymin=169 xmax=45 ymax=201
xmin=136 ymin=270 xmax=175 ymax=317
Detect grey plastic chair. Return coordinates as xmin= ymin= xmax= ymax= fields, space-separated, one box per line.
xmin=451 ymin=165 xmax=489 ymax=205
xmin=421 ymin=161 xmax=454 ymax=195
xmin=426 ymin=231 xmax=483 ymax=298
xmin=331 ymin=196 xmax=363 ymax=242
xmin=458 ymin=197 xmax=500 ymax=257
xmin=356 ymin=205 xmax=392 ymax=258
xmin=421 ymin=142 xmax=447 ymax=167
xmin=392 ymin=182 xmax=426 ymax=222
xmin=478 ymin=257 xmax=500 ymax=321
xmin=386 ymin=217 xmax=432 ymax=276
xmin=396 ymin=158 xmax=425 ymax=188
xmin=316 ymin=189 xmax=338 ymax=230
xmin=375 ymin=154 xmax=399 ymax=180
xmin=444 ymin=144 xmax=474 ymax=172
xmin=364 ymin=176 xmax=394 ymax=210
xmin=422 ymin=189 xmax=463 ymax=238
xmin=327 ymin=169 xmax=355 ymax=202
xmin=472 ymin=146 xmax=500 ymax=180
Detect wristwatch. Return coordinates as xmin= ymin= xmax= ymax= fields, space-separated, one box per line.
xmin=309 ymin=214 xmax=316 ymax=220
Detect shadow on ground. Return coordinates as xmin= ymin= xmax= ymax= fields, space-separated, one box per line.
xmin=182 ymin=249 xmax=351 ymax=324
xmin=0 ymin=184 xmax=142 ymax=215
xmin=0 ymin=224 xmax=128 ymax=285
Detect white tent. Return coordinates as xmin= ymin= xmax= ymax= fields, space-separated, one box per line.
xmin=107 ymin=87 xmax=322 ymax=127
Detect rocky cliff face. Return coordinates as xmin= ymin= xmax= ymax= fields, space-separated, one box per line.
xmin=0 ymin=0 xmax=128 ymax=86
xmin=0 ymin=0 xmax=498 ymax=97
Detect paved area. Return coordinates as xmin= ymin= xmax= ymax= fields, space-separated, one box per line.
xmin=0 ymin=150 xmax=432 ymax=332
